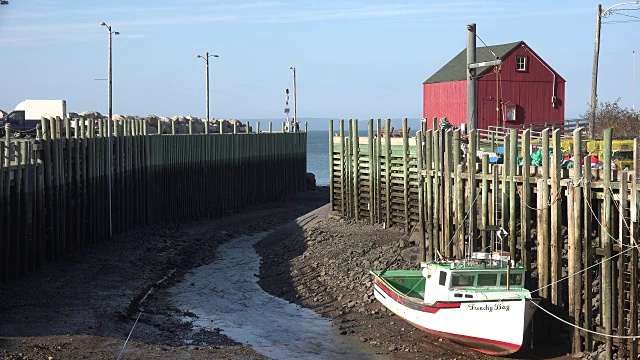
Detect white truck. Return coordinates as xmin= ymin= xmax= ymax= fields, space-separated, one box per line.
xmin=0 ymin=100 xmax=67 ymax=137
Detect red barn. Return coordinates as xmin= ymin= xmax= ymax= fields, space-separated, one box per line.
xmin=422 ymin=41 xmax=565 ymax=130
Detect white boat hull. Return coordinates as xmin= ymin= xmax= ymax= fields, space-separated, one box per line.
xmin=373 ymin=279 xmax=537 ymax=355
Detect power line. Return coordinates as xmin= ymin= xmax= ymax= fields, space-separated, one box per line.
xmin=611 ymin=11 xmax=640 ymax=20
xmin=603 ymin=20 xmax=640 ymax=24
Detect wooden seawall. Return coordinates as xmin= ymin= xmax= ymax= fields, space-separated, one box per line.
xmin=0 ymin=119 xmax=306 ymax=282
xmin=330 ymin=118 xmax=640 ymax=357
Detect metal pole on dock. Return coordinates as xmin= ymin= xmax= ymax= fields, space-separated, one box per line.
xmin=466 ymin=23 xmax=476 ymax=132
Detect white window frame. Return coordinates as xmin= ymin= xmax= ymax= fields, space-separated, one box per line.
xmin=516 ymin=56 xmax=527 ymax=71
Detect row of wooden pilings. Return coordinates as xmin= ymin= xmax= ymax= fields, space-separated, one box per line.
xmin=329 ymin=118 xmax=640 ymax=358
xmin=0 ymin=118 xmax=307 ymax=282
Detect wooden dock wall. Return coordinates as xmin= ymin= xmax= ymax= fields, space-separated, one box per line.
xmin=0 ymin=118 xmax=306 ymax=281
xmin=330 ymin=118 xmax=640 ymax=357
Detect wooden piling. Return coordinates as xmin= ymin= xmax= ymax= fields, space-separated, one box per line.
xmin=368 ymin=119 xmax=375 ymax=224
xmin=481 ymin=154 xmax=489 ymax=251
xmin=351 ymin=120 xmax=360 ymax=221
xmin=521 ymin=130 xmax=531 ymax=273
xmin=583 ymin=148 xmax=593 ymax=352
xmin=385 ymin=118 xmax=391 ymax=228
xmin=425 ymin=130 xmax=434 ymax=261
xmin=509 ymin=128 xmax=517 ymax=261
xmin=329 ymin=120 xmax=335 ymax=211
xmin=550 ymin=129 xmax=562 ymax=307
xmin=416 ymin=130 xmax=426 ymax=261
xmin=571 ymin=128 xmax=583 ymax=353
xmin=402 ymin=118 xmax=409 ymax=232
xmin=602 ymin=128 xmax=613 ymax=358
xmin=339 ymin=120 xmax=346 ymax=216
xmin=629 ymin=138 xmax=639 ymax=358
xmin=467 ymin=130 xmax=477 ymax=257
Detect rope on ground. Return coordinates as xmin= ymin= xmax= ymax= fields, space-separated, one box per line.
xmin=117 ymin=311 xmax=143 ymax=360
xmin=528 ymin=299 xmax=640 ymax=339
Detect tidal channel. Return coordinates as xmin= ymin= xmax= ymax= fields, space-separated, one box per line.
xmin=170 ymin=233 xmax=385 ymax=360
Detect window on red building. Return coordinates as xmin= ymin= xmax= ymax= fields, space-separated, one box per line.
xmin=516 ymin=56 xmax=527 ymax=71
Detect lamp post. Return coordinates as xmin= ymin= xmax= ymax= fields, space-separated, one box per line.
xmin=196 ymin=52 xmax=219 ymax=134
xmin=590 ymin=2 xmax=640 ymax=137
xmin=289 ymin=66 xmax=297 ymax=132
xmin=100 ymin=21 xmax=118 ymax=237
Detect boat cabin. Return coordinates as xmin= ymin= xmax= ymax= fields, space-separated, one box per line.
xmin=422 ymin=262 xmax=526 ymax=304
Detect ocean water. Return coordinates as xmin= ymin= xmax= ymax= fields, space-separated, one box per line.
xmin=306 ymin=131 xmax=331 ymax=186
xmin=306 ymin=125 xmax=419 ymax=186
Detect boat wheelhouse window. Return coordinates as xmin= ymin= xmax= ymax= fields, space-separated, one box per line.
xmin=454 ymin=293 xmax=463 ymax=298
xmin=477 ymin=274 xmax=498 ymax=287
xmin=451 ymin=274 xmax=475 ymax=287
xmin=439 ymin=271 xmax=447 ymax=286
xmin=500 ymin=273 xmax=524 ymax=287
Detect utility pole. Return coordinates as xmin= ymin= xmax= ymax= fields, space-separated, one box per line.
xmin=590 ymin=4 xmax=602 ymax=138
xmin=467 ymin=24 xmax=477 ymax=133
xmin=290 ymin=67 xmax=297 ymax=132
xmin=196 ymin=52 xmax=219 ymax=134
xmin=100 ymin=21 xmax=118 ymax=237
xmin=590 ymin=2 xmax=640 ymax=137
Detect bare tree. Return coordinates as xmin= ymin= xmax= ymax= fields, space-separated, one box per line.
xmin=581 ymin=99 xmax=640 ymax=139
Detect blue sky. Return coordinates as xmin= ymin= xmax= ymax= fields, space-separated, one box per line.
xmin=0 ymin=1 xmax=638 ymax=130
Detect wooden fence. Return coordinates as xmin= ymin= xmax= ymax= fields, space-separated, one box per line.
xmin=330 ymin=118 xmax=640 ymax=358
xmin=0 ymin=118 xmax=306 ymax=281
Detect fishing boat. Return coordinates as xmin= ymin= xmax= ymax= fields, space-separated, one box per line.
xmin=371 ymin=251 xmax=538 ymax=356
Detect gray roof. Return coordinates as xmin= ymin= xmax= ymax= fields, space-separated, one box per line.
xmin=423 ymin=41 xmax=522 ymax=84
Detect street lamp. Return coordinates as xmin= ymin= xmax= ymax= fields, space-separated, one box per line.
xmin=100 ymin=22 xmax=119 ymax=124
xmin=590 ymin=2 xmax=640 ymax=137
xmin=196 ymin=52 xmax=219 ymax=134
xmin=289 ymin=66 xmax=297 ymax=132
xmin=100 ymin=21 xmax=118 ymax=237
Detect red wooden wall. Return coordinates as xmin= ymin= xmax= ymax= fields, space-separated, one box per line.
xmin=477 ymin=45 xmax=565 ymax=129
xmin=422 ymin=43 xmax=565 ymax=131
xmin=422 ymin=80 xmax=466 ymax=129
